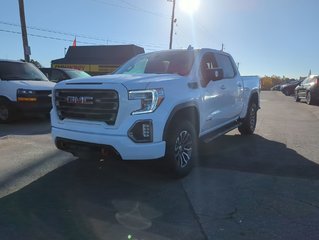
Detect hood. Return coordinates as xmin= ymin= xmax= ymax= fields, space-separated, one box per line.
xmin=59 ymin=74 xmax=185 ymax=90
xmin=6 ymin=80 xmax=55 ymax=90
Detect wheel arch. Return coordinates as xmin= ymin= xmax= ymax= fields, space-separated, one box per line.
xmin=0 ymin=96 xmax=12 ymax=103
xmin=163 ymin=102 xmax=200 ymax=141
xmin=240 ymin=90 xmax=260 ymax=120
xmin=249 ymin=91 xmax=259 ymax=108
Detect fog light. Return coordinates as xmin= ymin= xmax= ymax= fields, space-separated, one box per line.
xmin=128 ymin=120 xmax=153 ymax=143
xmin=142 ymin=123 xmax=151 ymax=138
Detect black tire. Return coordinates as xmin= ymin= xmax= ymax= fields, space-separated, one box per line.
xmin=306 ymin=92 xmax=314 ymax=105
xmin=165 ymin=120 xmax=198 ymax=178
xmin=295 ymin=92 xmax=300 ymax=102
xmin=0 ymin=99 xmax=15 ymax=123
xmin=238 ymin=102 xmax=258 ymax=135
xmin=283 ymin=89 xmax=289 ymax=96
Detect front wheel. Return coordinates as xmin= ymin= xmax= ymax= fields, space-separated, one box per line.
xmin=238 ymin=102 xmax=258 ymax=135
xmin=0 ymin=100 xmax=15 ymax=123
xmin=295 ymin=92 xmax=300 ymax=102
xmin=165 ymin=120 xmax=198 ymax=178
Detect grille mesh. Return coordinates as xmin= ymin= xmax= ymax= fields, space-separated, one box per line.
xmin=55 ymin=89 xmax=119 ymax=125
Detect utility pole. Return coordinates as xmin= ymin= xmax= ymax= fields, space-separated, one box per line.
xmin=18 ymin=0 xmax=30 ymax=62
xmin=169 ymin=0 xmax=176 ymax=49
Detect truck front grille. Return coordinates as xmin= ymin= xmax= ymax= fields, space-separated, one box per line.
xmin=34 ymin=90 xmax=52 ymax=104
xmin=55 ymin=89 xmax=119 ymax=125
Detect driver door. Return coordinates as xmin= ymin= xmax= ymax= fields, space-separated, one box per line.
xmin=200 ymin=52 xmax=228 ymax=133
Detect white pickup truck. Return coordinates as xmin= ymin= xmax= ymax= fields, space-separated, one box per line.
xmin=51 ymin=48 xmax=260 ymax=177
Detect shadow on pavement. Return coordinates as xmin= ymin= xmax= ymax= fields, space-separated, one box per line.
xmin=199 ymin=134 xmax=319 ymax=179
xmin=0 ymin=116 xmax=50 ymax=137
xmin=0 ymin=159 xmax=204 ymax=240
xmin=0 ymin=134 xmax=318 ymax=239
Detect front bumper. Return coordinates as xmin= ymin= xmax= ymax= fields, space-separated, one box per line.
xmin=13 ymin=101 xmax=52 ymax=113
xmin=52 ymin=126 xmax=166 ymax=160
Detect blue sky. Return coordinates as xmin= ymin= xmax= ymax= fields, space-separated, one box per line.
xmin=1 ymin=0 xmax=318 ymax=78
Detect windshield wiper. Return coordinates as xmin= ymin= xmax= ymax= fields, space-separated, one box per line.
xmin=23 ymin=78 xmax=47 ymax=81
xmin=1 ymin=76 xmax=23 ymax=80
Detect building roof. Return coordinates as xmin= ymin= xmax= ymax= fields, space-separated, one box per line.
xmin=51 ymin=44 xmax=144 ymax=65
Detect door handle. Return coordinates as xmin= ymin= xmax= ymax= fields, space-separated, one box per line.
xmin=220 ymin=85 xmax=226 ymax=90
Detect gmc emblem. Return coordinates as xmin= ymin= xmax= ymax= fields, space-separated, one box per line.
xmin=66 ymin=96 xmax=94 ymax=104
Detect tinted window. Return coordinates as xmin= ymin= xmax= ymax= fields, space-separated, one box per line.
xmin=51 ymin=69 xmax=67 ymax=82
xmin=40 ymin=68 xmax=50 ymax=78
xmin=302 ymin=77 xmax=309 ymax=84
xmin=120 ymin=58 xmax=148 ymax=74
xmin=115 ymin=51 xmax=194 ymax=76
xmin=200 ymin=52 xmax=218 ymax=87
xmin=215 ymin=54 xmax=236 ymax=78
xmin=0 ymin=61 xmax=48 ymax=81
xmin=201 ymin=53 xmax=218 ymax=70
xmin=63 ymin=69 xmax=91 ymax=79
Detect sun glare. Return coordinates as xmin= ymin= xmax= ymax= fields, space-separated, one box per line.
xmin=179 ymin=0 xmax=200 ymax=15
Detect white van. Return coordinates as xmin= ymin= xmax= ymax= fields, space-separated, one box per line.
xmin=0 ymin=60 xmax=55 ymax=123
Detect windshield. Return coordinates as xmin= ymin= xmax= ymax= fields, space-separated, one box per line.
xmin=0 ymin=61 xmax=48 ymax=81
xmin=64 ymin=69 xmax=91 ymax=79
xmin=114 ymin=50 xmax=194 ymax=76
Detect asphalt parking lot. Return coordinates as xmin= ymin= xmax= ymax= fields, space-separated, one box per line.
xmin=0 ymin=91 xmax=319 ymax=240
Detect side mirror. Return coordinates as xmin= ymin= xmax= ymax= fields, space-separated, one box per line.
xmin=206 ymin=68 xmax=224 ymax=81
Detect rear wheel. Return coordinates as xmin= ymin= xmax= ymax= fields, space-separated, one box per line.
xmin=238 ymin=102 xmax=258 ymax=135
xmin=306 ymin=92 xmax=314 ymax=105
xmin=165 ymin=120 xmax=197 ymax=178
xmin=283 ymin=89 xmax=289 ymax=96
xmin=0 ymin=100 xmax=15 ymax=123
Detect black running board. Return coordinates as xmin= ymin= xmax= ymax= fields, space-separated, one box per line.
xmin=200 ymin=121 xmax=241 ymax=143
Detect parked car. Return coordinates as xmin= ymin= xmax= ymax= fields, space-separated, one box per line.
xmin=39 ymin=68 xmax=90 ymax=82
xmin=51 ymin=48 xmax=260 ymax=177
xmin=295 ymin=75 xmax=319 ymax=105
xmin=271 ymin=84 xmax=282 ymax=91
xmin=281 ymin=80 xmax=302 ymax=96
xmin=0 ymin=60 xmax=55 ymax=123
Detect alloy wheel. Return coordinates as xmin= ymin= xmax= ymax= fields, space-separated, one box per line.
xmin=174 ymin=130 xmax=193 ymax=168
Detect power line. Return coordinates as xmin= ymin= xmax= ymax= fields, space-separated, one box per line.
xmin=0 ymin=20 xmax=106 ymax=42
xmin=117 ymin=0 xmax=169 ymax=17
xmin=1 ymin=28 xmax=165 ymax=51
xmin=0 ymin=29 xmax=97 ymax=44
xmin=0 ymin=20 xmax=166 ymax=49
xmin=86 ymin=0 xmax=169 ymax=18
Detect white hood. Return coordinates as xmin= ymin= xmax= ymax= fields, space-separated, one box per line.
xmin=57 ymin=74 xmax=185 ymax=90
xmin=7 ymin=80 xmax=55 ymax=90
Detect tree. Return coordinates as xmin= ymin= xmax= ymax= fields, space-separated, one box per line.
xmin=30 ymin=59 xmax=42 ymax=68
xmin=260 ymin=75 xmax=283 ymax=90
xmin=19 ymin=59 xmax=42 ymax=68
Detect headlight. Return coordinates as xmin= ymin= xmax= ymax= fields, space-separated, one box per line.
xmin=128 ymin=89 xmax=164 ymax=115
xmin=17 ymin=89 xmax=37 ymax=102
xmin=17 ymin=89 xmax=35 ymax=95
